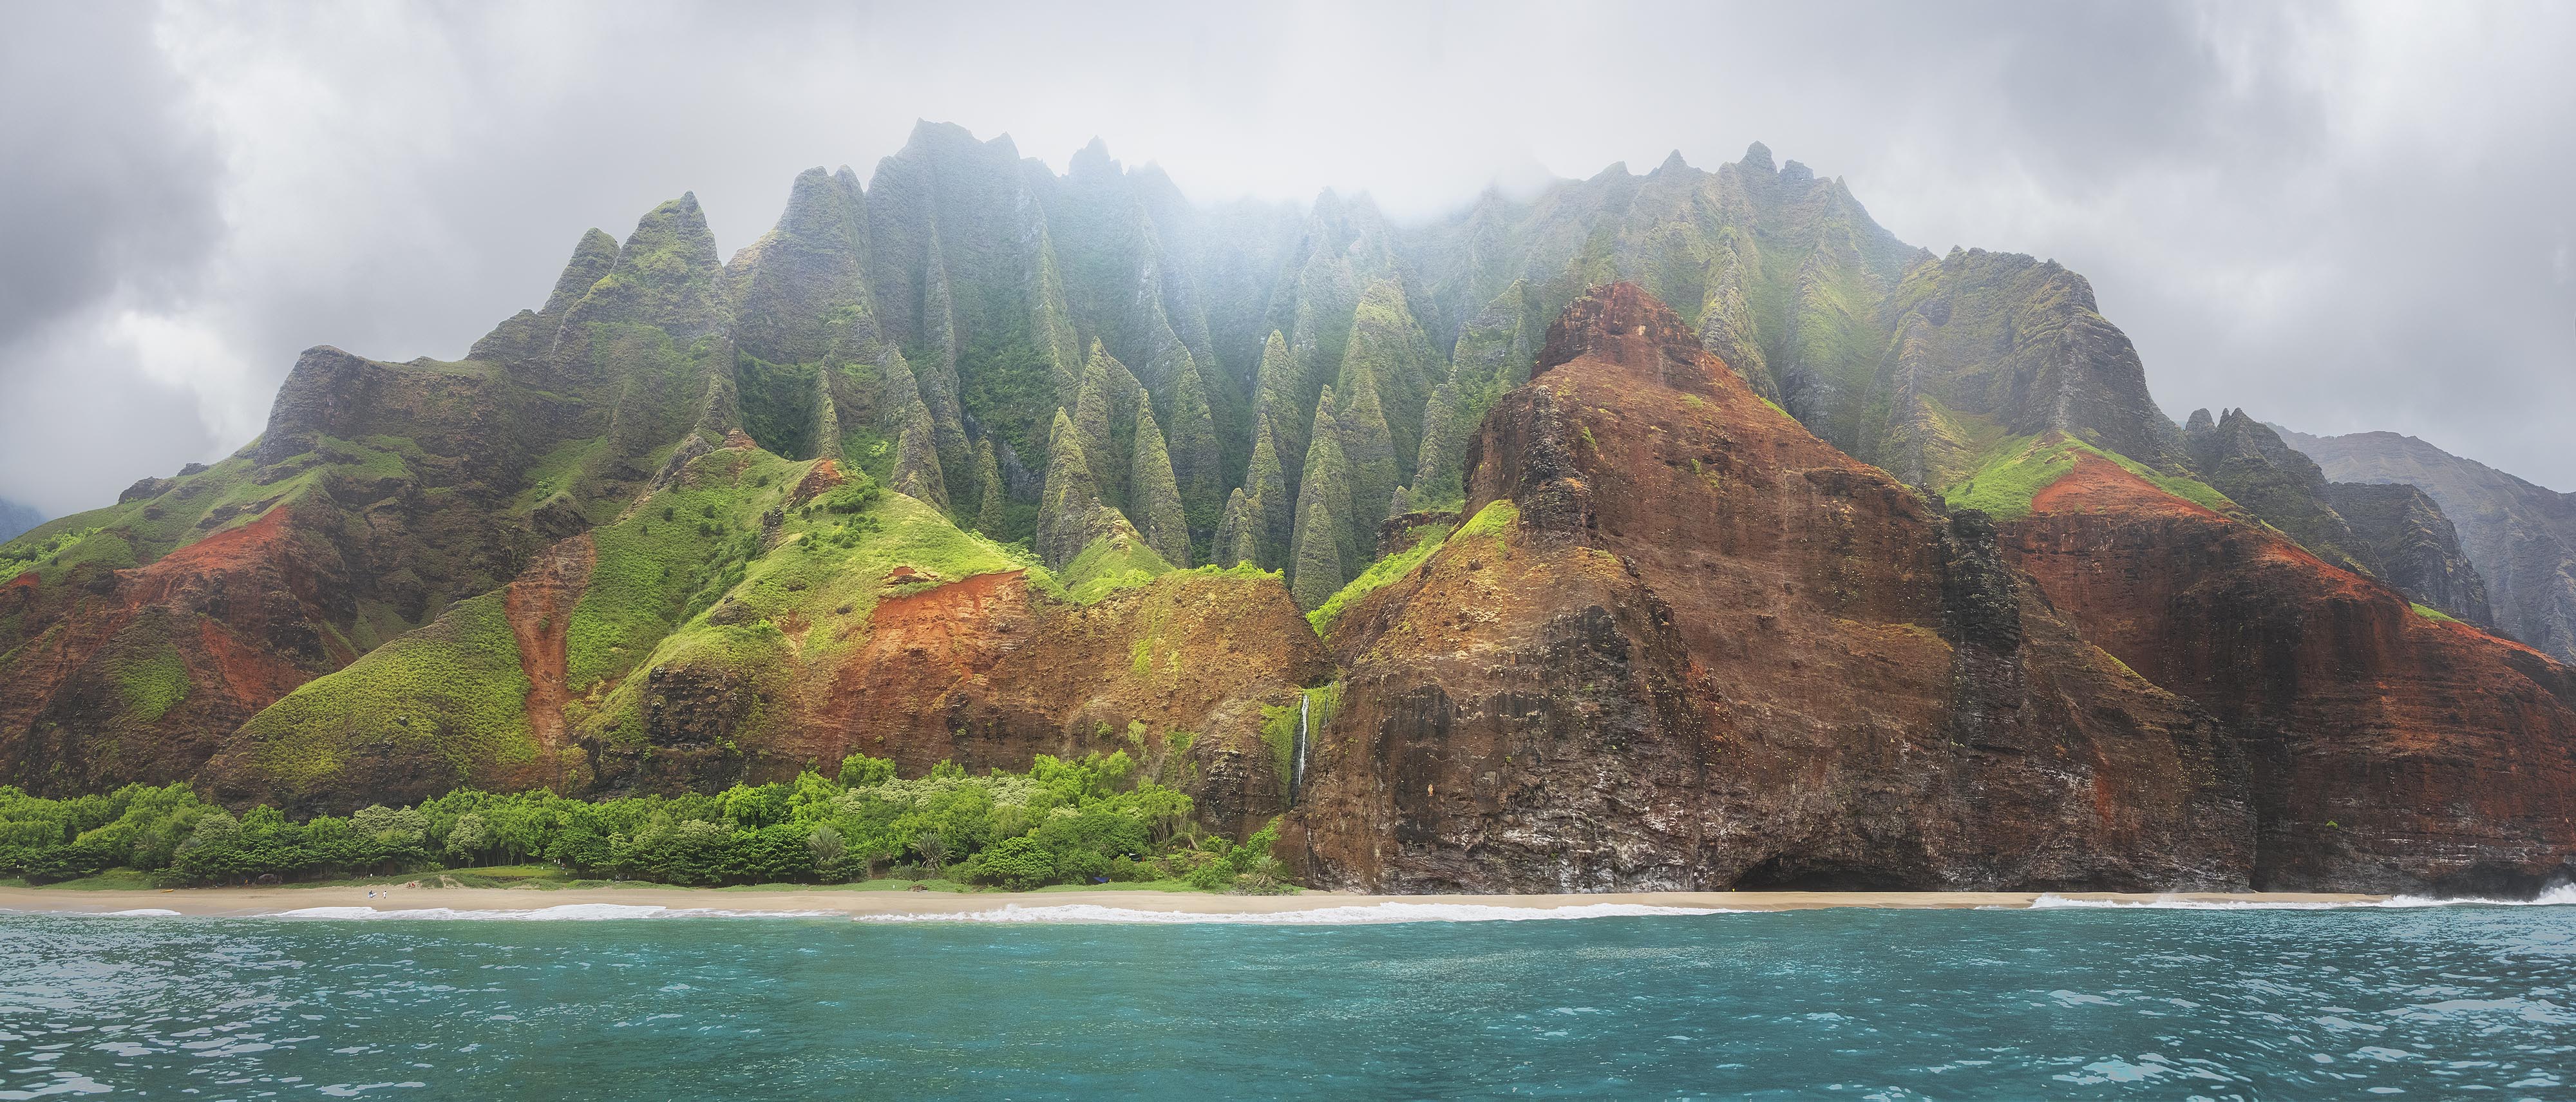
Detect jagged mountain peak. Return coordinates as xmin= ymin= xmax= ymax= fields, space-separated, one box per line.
xmin=1739 ymin=140 xmax=1776 ymax=173
xmin=1070 ymin=136 xmax=1117 ymax=176
xmin=1534 ymin=282 xmax=1712 ymax=393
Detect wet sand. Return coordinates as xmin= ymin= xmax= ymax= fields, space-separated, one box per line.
xmin=0 ymin=884 xmax=2387 ymax=918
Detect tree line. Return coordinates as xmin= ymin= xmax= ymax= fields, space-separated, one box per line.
xmin=0 ymin=751 xmax=1289 ymax=892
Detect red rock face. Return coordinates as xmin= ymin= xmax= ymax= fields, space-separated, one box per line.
xmin=0 ymin=506 xmax=351 ymax=793
xmin=1289 ymin=284 xmax=2256 ymax=892
xmin=501 ymin=534 xmax=598 ymax=793
xmin=591 ymin=568 xmax=1334 ymax=838
xmin=2002 ymin=455 xmax=2576 ymax=894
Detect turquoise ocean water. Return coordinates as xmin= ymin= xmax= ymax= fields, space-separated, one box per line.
xmin=2 ymin=898 xmax=2570 ymax=1099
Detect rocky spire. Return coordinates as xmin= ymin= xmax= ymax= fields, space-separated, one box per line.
xmin=1245 ymin=411 xmax=1293 ymax=569
xmin=1252 ymin=330 xmax=1308 ymax=490
xmin=467 ymin=228 xmax=620 ymax=363
xmin=1339 ymin=278 xmax=1440 ymax=475
xmin=1037 ymin=408 xmax=1115 ymax=567
xmin=880 ymin=350 xmax=949 ymax=510
xmin=1411 ymin=377 xmax=1468 ymax=507
xmin=1213 ymin=488 xmax=1261 ymax=569
xmin=972 ymin=435 xmax=1008 ymax=538
xmin=1335 ymin=354 xmax=1402 ymax=553
xmin=1289 ymin=386 xmax=1358 ymax=602
xmin=1288 ymin=484 xmax=1345 ymax=611
xmin=1070 ymin=343 xmax=1119 ymax=500
xmin=1129 ymin=406 xmax=1190 ymax=567
xmin=543 ymin=229 xmax=621 ymax=316
xmin=568 ymin=193 xmax=724 ymax=337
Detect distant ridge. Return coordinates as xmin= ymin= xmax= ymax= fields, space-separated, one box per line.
xmin=0 ymin=499 xmax=39 ymax=544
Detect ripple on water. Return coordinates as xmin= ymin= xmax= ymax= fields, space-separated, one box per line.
xmin=1 ymin=904 xmax=2572 ymax=1099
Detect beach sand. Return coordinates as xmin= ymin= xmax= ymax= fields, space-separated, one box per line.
xmin=0 ymin=883 xmax=2387 ymax=918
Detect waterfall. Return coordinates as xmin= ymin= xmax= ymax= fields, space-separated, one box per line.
xmin=1291 ymin=690 xmax=1311 ymax=803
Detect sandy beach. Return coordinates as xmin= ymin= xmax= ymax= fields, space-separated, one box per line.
xmin=0 ymin=883 xmax=2389 ymax=918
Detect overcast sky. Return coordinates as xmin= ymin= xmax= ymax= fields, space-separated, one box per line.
xmin=4 ymin=1 xmax=2571 ymax=517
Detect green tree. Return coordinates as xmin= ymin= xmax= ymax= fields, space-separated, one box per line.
xmin=838 ymin=752 xmax=896 ymax=787
xmin=966 ymin=835 xmax=1054 ymax=891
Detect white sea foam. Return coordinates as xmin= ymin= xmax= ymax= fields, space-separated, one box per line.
xmin=86 ymin=907 xmax=184 ymax=917
xmin=271 ymin=904 xmax=844 ymax=920
xmin=2029 ymin=885 xmax=2576 ymax=911
xmin=850 ymin=901 xmax=1740 ymax=925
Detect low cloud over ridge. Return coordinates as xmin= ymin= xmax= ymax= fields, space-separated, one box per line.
xmin=4 ymin=1 xmax=2571 ymax=515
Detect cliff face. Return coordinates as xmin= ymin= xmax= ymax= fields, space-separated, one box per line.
xmin=2325 ymin=482 xmax=2494 ymax=628
xmin=1288 ymin=284 xmax=2576 ymax=895
xmin=2282 ymin=427 xmax=2576 ymax=663
xmin=2183 ymin=409 xmax=2371 ymax=575
xmin=10 ymin=128 xmax=2575 ymax=895
xmin=196 ymin=440 xmax=1330 ymax=824
xmin=2000 ymin=456 xmax=2576 ymax=893
xmin=0 ymin=131 xmax=2230 ymax=796
xmin=1289 ymin=284 xmax=2254 ymax=892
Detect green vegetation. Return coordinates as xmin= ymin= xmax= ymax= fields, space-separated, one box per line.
xmin=1452 ymin=497 xmax=1520 ymax=549
xmin=1942 ymin=433 xmax=2235 ymax=520
xmin=1060 ymin=531 xmax=1173 ymax=603
xmin=0 ymin=753 xmax=1290 ymax=891
xmin=234 ymin=591 xmax=538 ymax=794
xmin=1307 ymin=518 xmax=1455 ymax=636
xmin=1256 ymin=682 xmax=1341 ymax=786
xmin=1941 ymin=435 xmax=2080 ymax=520
xmin=2411 ymin=602 xmax=2462 ymax=624
xmin=104 ymin=638 xmax=191 ymax=725
xmin=0 ymin=525 xmax=103 ymax=580
xmin=227 ymin=445 xmax=1041 ymax=792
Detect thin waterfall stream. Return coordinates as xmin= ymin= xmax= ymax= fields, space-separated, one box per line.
xmin=1291 ymin=690 xmax=1310 ymax=803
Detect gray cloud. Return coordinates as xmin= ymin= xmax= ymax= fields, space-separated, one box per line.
xmin=3 ymin=0 xmax=2571 ymax=517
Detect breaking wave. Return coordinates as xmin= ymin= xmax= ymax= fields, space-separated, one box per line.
xmin=2029 ymin=884 xmax=2576 ymax=910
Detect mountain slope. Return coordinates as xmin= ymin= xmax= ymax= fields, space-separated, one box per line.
xmin=1289 ymin=284 xmax=2251 ymax=892
xmin=1288 ymin=284 xmax=2576 ymax=895
xmin=2282 ymin=428 xmax=2576 ymax=663
xmin=2000 ymin=446 xmax=2576 ymax=891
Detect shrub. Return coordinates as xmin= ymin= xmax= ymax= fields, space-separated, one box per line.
xmin=966 ymin=836 xmax=1054 ymax=891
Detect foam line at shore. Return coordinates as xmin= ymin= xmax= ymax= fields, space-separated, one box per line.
xmin=2030 ymin=885 xmax=2576 ymax=910
xmin=851 ymin=902 xmax=1741 ymax=924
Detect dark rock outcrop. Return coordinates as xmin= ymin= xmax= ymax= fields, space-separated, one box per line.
xmin=2282 ymin=426 xmax=2576 ymax=664
xmin=2184 ymin=408 xmax=2370 ymax=574
xmin=2002 ymin=452 xmax=2576 ymax=893
xmin=1289 ymin=284 xmax=2576 ymax=896
xmin=2325 ymin=481 xmax=2494 ymax=627
xmin=1292 ymin=284 xmax=2254 ymax=892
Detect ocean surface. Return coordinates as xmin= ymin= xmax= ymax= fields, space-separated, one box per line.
xmin=2 ymin=897 xmax=2571 ymax=1099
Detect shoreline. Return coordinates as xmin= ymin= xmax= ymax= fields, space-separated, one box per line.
xmin=0 ymin=884 xmax=2392 ymax=918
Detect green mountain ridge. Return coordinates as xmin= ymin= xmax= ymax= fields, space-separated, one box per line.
xmin=0 ymin=121 xmax=2523 ymax=816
